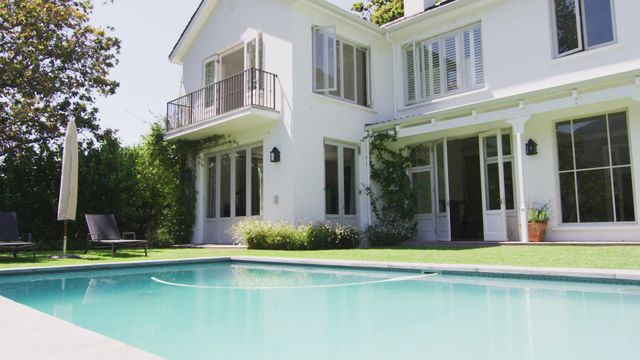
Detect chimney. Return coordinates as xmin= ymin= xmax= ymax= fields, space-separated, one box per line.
xmin=404 ymin=0 xmax=436 ymax=17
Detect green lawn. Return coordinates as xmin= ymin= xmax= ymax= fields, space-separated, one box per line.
xmin=1 ymin=245 xmax=639 ymax=270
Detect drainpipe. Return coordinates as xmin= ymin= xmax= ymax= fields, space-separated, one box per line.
xmin=385 ymin=33 xmax=399 ymax=120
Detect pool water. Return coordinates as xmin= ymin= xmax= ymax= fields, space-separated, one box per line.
xmin=0 ymin=261 xmax=639 ymax=360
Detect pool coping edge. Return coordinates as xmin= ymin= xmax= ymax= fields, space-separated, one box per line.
xmin=1 ymin=256 xmax=640 ymax=284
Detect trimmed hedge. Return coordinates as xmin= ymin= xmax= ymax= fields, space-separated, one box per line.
xmin=232 ymin=220 xmax=362 ymax=250
xmin=365 ymin=219 xmax=416 ymax=247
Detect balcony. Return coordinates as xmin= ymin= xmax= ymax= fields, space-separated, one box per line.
xmin=166 ymin=68 xmax=279 ymax=140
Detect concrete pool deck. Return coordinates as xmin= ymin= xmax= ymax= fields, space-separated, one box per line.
xmin=2 ymin=256 xmax=640 ymax=359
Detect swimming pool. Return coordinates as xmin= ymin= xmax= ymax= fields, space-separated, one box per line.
xmin=0 ymin=259 xmax=639 ymax=359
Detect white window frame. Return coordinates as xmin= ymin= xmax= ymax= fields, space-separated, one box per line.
xmin=404 ymin=23 xmax=484 ymax=106
xmin=324 ymin=140 xmax=359 ymax=219
xmin=312 ymin=26 xmax=338 ymax=93
xmin=313 ymin=27 xmax=372 ymax=107
xmin=550 ymin=0 xmax=617 ymax=58
xmin=205 ymin=144 xmax=264 ymax=220
xmin=553 ymin=111 xmax=635 ymax=224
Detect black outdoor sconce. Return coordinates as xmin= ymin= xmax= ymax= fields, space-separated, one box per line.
xmin=270 ymin=147 xmax=281 ymax=163
xmin=525 ymin=139 xmax=538 ymax=156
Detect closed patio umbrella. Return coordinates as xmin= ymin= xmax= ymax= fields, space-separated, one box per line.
xmin=57 ymin=119 xmax=79 ymax=258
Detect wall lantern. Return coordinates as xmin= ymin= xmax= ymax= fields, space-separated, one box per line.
xmin=525 ymin=139 xmax=538 ymax=156
xmin=270 ymin=147 xmax=281 ymax=163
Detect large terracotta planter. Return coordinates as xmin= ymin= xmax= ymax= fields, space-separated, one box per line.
xmin=528 ymin=223 xmax=547 ymax=242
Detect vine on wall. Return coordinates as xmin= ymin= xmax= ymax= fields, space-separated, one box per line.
xmin=364 ymin=129 xmax=417 ymax=224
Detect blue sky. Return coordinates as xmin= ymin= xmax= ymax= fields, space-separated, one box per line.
xmin=91 ymin=0 xmax=355 ymax=145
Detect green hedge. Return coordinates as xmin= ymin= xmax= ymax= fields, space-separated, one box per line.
xmin=232 ymin=220 xmax=363 ymax=250
xmin=365 ymin=219 xmax=416 ymax=247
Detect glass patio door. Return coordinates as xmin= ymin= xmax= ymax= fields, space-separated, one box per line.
xmin=434 ymin=140 xmax=451 ymax=241
xmin=325 ymin=142 xmax=358 ymax=227
xmin=479 ymin=130 xmax=508 ymax=241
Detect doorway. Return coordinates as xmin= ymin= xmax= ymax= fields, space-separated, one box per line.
xmin=447 ymin=137 xmax=484 ymax=240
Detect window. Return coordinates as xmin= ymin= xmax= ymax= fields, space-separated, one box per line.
xmin=206 ymin=146 xmax=263 ymax=219
xmin=555 ymin=112 xmax=634 ymax=223
xmin=324 ymin=142 xmax=358 ymax=217
xmin=313 ymin=27 xmax=370 ymax=107
xmin=410 ymin=145 xmax=433 ymax=215
xmin=405 ymin=24 xmax=483 ymax=105
xmin=552 ymin=0 xmax=615 ymax=57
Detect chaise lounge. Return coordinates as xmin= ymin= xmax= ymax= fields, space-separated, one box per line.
xmin=0 ymin=212 xmax=36 ymax=261
xmin=84 ymin=214 xmax=148 ymax=257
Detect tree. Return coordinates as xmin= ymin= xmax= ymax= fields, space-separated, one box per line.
xmin=351 ymin=0 xmax=404 ymax=26
xmin=0 ymin=0 xmax=120 ymax=154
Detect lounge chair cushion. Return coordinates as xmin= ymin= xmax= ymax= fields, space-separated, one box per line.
xmin=0 ymin=212 xmax=20 ymax=242
xmin=85 ymin=214 xmax=122 ymax=241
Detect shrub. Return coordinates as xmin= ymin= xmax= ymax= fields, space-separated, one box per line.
xmin=365 ymin=219 xmax=416 ymax=247
xmin=308 ymin=222 xmax=362 ymax=250
xmin=232 ymin=220 xmax=309 ymax=250
xmin=232 ymin=220 xmax=362 ymax=250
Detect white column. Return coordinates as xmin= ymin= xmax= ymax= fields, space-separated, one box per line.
xmin=508 ymin=116 xmax=531 ymax=243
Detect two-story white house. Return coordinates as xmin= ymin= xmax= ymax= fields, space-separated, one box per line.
xmin=166 ymin=0 xmax=640 ymax=244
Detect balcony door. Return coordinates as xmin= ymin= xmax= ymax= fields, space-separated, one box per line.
xmin=219 ymin=47 xmax=245 ymax=113
xmin=324 ymin=141 xmax=358 ymax=227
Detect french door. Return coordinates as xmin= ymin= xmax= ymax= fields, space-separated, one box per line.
xmin=434 ymin=140 xmax=451 ymax=241
xmin=479 ymin=130 xmax=512 ymax=241
xmin=324 ymin=141 xmax=358 ymax=227
xmin=411 ymin=139 xmax=450 ymax=241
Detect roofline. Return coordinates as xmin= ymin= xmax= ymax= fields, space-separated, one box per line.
xmin=169 ymin=0 xmax=383 ymax=64
xmin=300 ymin=0 xmax=384 ymax=35
xmin=169 ymin=0 xmax=206 ymax=64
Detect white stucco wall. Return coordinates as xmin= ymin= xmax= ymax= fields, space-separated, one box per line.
xmin=173 ymin=0 xmax=640 ymax=243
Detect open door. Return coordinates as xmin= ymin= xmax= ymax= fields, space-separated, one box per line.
xmin=434 ymin=139 xmax=451 ymax=241
xmin=479 ymin=130 xmax=508 ymax=241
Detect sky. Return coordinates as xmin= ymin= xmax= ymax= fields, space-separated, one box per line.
xmin=91 ymin=0 xmax=355 ymax=145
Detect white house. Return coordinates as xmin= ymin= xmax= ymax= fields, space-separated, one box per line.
xmin=166 ymin=0 xmax=640 ymax=243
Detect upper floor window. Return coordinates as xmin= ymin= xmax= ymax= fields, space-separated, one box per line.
xmin=552 ymin=0 xmax=616 ymax=57
xmin=404 ymin=23 xmax=484 ymax=105
xmin=313 ymin=27 xmax=371 ymax=107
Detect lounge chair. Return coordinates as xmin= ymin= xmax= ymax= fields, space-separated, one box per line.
xmin=84 ymin=214 xmax=148 ymax=257
xmin=0 ymin=212 xmax=35 ymax=261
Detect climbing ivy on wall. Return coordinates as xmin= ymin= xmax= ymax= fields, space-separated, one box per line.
xmin=136 ymin=123 xmax=234 ymax=246
xmin=364 ymin=129 xmax=417 ymax=223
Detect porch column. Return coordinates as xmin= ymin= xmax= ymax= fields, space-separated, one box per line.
xmin=508 ymin=116 xmax=531 ymax=243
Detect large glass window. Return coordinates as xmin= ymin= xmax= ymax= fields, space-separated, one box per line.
xmin=405 ymin=23 xmax=483 ymax=105
xmin=556 ymin=112 xmax=635 ymax=223
xmin=313 ymin=27 xmax=370 ymax=107
xmin=220 ymin=154 xmax=231 ymax=218
xmin=324 ymin=144 xmax=339 ymax=215
xmin=251 ymin=147 xmax=263 ymax=216
xmin=324 ymin=142 xmax=358 ymax=217
xmin=206 ymin=157 xmax=217 ymax=218
xmin=552 ymin=0 xmax=615 ymax=57
xmin=206 ymin=146 xmax=263 ymax=219
xmin=235 ymin=150 xmax=247 ymax=217
xmin=410 ymin=145 xmax=433 ymax=215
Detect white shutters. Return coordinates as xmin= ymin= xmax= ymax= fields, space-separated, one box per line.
xmin=313 ymin=26 xmax=337 ymax=93
xmin=405 ymin=45 xmax=417 ymax=103
xmin=405 ymin=23 xmax=484 ymax=105
xmin=463 ymin=24 xmax=484 ymax=89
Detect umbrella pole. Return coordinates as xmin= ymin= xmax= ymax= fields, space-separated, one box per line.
xmin=63 ymin=220 xmax=68 ymax=256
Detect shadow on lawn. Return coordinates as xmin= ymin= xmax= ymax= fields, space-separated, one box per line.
xmin=0 ymin=250 xmax=151 ymax=265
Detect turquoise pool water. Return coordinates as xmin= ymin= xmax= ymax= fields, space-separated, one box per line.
xmin=0 ymin=261 xmax=639 ymax=359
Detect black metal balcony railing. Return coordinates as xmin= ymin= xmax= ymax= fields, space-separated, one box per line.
xmin=166 ymin=68 xmax=278 ymax=132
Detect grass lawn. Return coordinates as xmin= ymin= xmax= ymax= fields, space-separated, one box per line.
xmin=0 ymin=245 xmax=639 ymax=270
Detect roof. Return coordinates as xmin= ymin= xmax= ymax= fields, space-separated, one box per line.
xmin=168 ymin=0 xmax=384 ymax=64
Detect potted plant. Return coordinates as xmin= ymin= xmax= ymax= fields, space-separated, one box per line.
xmin=528 ymin=202 xmax=551 ymax=242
